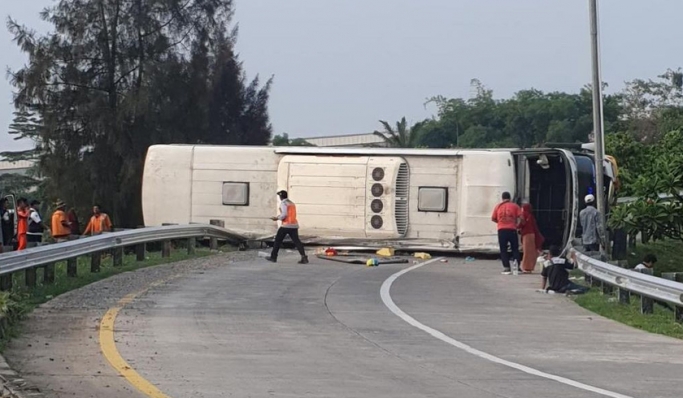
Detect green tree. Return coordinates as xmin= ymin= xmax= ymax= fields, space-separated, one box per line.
xmin=609 ymin=131 xmax=683 ymax=242
xmin=271 ymin=133 xmax=314 ymax=146
xmin=373 ymin=117 xmax=427 ymax=148
xmin=6 ymin=0 xmax=272 ymax=227
xmin=419 ymin=79 xmax=622 ymax=149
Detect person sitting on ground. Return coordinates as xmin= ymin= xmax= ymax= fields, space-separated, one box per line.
xmin=540 ymin=246 xmax=588 ymax=295
xmin=633 ymin=254 xmax=657 ymax=272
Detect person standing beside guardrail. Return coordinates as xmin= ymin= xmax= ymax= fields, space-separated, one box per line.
xmin=15 ymin=198 xmax=29 ymax=251
xmin=0 ymin=197 xmax=13 ymax=247
xmin=51 ymin=200 xmax=72 ymax=242
xmin=27 ymin=200 xmax=45 ymax=244
xmin=579 ymin=194 xmax=604 ymax=252
xmin=82 ymin=205 xmax=112 ymax=236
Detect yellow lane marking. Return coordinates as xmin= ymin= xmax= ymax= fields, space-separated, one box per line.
xmin=99 ymin=276 xmax=180 ymax=398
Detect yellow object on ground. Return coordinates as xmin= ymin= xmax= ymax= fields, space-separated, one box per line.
xmin=414 ymin=252 xmax=432 ymax=260
xmin=376 ymin=247 xmax=395 ymax=257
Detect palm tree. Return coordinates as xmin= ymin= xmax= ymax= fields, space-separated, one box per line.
xmin=373 ymin=117 xmax=427 ymax=148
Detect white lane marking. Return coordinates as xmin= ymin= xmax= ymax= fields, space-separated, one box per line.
xmin=380 ymin=259 xmax=633 ymax=398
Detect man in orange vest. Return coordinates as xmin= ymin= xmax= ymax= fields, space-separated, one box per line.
xmin=265 ymin=190 xmax=308 ymax=264
xmin=15 ymin=197 xmax=29 ymax=251
xmin=83 ymin=204 xmax=113 ymax=236
xmin=51 ymin=200 xmax=72 ymax=242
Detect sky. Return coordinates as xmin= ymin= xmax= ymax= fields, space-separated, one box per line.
xmin=2 ymin=0 xmax=683 ymax=153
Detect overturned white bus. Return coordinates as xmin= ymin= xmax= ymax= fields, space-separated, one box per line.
xmin=141 ymin=145 xmax=617 ymax=253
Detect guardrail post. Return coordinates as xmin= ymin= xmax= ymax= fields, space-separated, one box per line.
xmin=67 ymin=258 xmax=78 ymax=277
xmin=162 ymin=240 xmax=171 ymax=258
xmin=25 ymin=268 xmax=37 ymax=287
xmin=136 ymin=243 xmax=146 ymax=261
xmin=136 ymin=225 xmax=146 ymax=261
xmin=640 ymin=296 xmax=654 ymax=314
xmin=0 ymin=275 xmax=12 ymax=291
xmin=601 ymin=281 xmax=613 ymax=295
xmin=637 ymin=268 xmax=654 ymax=314
xmin=209 ymin=219 xmax=224 ymax=251
xmin=187 ymin=237 xmax=196 ymax=255
xmin=113 ymin=247 xmax=123 ymax=267
xmin=43 ymin=263 xmax=55 ymax=284
xmin=662 ymin=272 xmax=683 ymax=283
xmin=91 ymin=252 xmax=101 ymax=273
xmin=618 ymin=288 xmax=630 ymax=304
xmin=661 ymin=273 xmax=683 ymax=323
xmin=161 ymin=223 xmax=177 ymax=258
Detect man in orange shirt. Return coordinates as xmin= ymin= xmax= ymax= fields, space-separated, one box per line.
xmin=265 ymin=190 xmax=308 ymax=264
xmin=83 ymin=204 xmax=113 ymax=236
xmin=51 ymin=200 xmax=72 ymax=242
xmin=15 ymin=198 xmax=29 ymax=251
xmin=491 ymin=192 xmax=522 ymax=275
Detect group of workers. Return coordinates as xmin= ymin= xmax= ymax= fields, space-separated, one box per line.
xmin=0 ymin=197 xmax=112 ymax=253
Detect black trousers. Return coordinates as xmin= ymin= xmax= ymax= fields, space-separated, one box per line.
xmin=497 ymin=229 xmax=520 ymax=270
xmin=271 ymin=227 xmax=306 ymax=259
xmin=584 ymin=243 xmax=599 ymax=252
xmin=27 ymin=234 xmax=42 ymax=243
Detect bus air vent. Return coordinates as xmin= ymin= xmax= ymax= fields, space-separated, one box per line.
xmin=394 ymin=163 xmax=409 ymax=236
xmin=371 ymin=183 xmax=384 ymax=197
xmin=371 ymin=199 xmax=383 ymax=213
xmin=372 ymin=167 xmax=385 ymax=181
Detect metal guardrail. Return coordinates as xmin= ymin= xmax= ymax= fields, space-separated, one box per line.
xmin=0 ymin=224 xmax=252 ymax=288
xmin=571 ymin=248 xmax=683 ymax=321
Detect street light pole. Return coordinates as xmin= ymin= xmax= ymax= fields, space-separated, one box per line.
xmin=589 ymin=0 xmax=608 ymax=258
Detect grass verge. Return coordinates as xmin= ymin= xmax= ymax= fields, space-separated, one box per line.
xmin=570 ymin=239 xmax=683 ymax=339
xmin=574 ymin=290 xmax=683 ymax=339
xmin=0 ymin=245 xmax=217 ymax=351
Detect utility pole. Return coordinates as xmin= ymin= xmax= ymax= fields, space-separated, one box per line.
xmin=589 ymin=0 xmax=608 ymax=258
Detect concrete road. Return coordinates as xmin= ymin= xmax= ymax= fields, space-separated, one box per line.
xmin=7 ymin=253 xmax=683 ymax=397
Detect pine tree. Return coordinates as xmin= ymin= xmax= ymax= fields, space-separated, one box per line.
xmin=6 ymin=0 xmax=273 ymax=227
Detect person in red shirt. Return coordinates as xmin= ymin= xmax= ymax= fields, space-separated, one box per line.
xmin=491 ymin=192 xmax=522 ymax=274
xmin=15 ymin=197 xmax=29 ymax=251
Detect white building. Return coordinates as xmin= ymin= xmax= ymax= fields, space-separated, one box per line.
xmin=303 ymin=133 xmax=386 ymax=147
xmin=0 ymin=160 xmax=35 ymax=176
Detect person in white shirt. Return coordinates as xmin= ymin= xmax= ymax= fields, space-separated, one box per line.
xmin=633 ymin=254 xmax=657 ymax=272
xmin=27 ymin=200 xmax=46 ymax=244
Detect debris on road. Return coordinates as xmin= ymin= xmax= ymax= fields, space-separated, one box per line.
xmin=414 ymin=252 xmax=431 ymax=260
xmin=316 ymin=255 xmax=409 ymax=266
xmin=375 ymin=247 xmax=395 ymax=257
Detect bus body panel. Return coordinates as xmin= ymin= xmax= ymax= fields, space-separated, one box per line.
xmin=142 ymin=145 xmax=585 ymax=253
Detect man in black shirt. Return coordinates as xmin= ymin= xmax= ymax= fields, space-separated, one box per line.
xmin=541 ymin=246 xmax=588 ymax=294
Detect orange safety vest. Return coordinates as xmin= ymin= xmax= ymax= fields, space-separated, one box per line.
xmin=282 ymin=200 xmax=299 ymax=227
xmin=51 ymin=210 xmax=71 ymax=238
